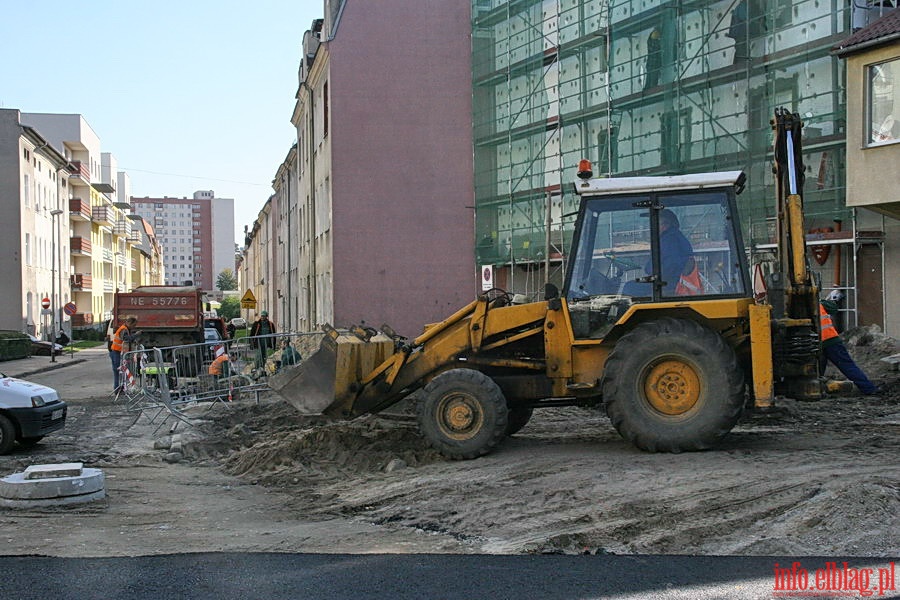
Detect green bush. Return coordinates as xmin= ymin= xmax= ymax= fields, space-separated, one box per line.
xmin=0 ymin=330 xmax=31 ymax=361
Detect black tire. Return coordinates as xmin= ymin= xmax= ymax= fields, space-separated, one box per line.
xmin=417 ymin=369 xmax=509 ymax=460
xmin=505 ymin=406 xmax=534 ymax=436
xmin=18 ymin=436 xmax=44 ymax=447
xmin=602 ymin=318 xmax=745 ymax=452
xmin=0 ymin=414 xmax=16 ymax=455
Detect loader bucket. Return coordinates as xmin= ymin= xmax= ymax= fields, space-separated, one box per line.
xmin=268 ymin=339 xmax=339 ymax=415
xmin=269 ymin=328 xmax=396 ymax=418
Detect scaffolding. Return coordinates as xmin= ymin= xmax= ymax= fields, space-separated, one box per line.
xmin=472 ymin=0 xmax=872 ymax=315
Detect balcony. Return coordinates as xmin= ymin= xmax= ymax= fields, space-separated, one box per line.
xmin=113 ymin=219 xmax=132 ymax=238
xmin=68 ymin=161 xmax=91 ymax=185
xmin=92 ymin=205 xmax=114 ymax=226
xmin=101 ymin=248 xmax=113 ymax=263
xmin=70 ymin=236 xmax=91 ymax=255
xmin=68 ymin=197 xmax=92 ymax=221
xmin=71 ymin=273 xmax=92 ymax=291
xmin=128 ymin=228 xmax=142 ymax=243
xmin=103 ymin=280 xmax=114 ymax=293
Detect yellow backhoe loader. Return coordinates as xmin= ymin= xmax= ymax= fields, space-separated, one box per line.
xmin=271 ymin=108 xmax=823 ymax=459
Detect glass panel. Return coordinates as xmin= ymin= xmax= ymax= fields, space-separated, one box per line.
xmin=566 ymin=190 xmax=746 ymax=302
xmin=868 ymin=58 xmax=899 ymax=145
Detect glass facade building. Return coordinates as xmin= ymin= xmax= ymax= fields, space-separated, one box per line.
xmin=472 ymin=0 xmax=865 ymax=298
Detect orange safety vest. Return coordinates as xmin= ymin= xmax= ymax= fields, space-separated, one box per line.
xmin=111 ymin=324 xmax=129 ymax=352
xmin=819 ymin=303 xmax=839 ymax=342
xmin=209 ymin=354 xmax=229 ymax=376
xmin=675 ymin=261 xmax=703 ymax=296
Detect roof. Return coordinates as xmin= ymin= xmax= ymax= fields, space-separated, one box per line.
xmin=833 ymin=8 xmax=900 ymax=56
xmin=574 ymin=171 xmax=745 ymax=197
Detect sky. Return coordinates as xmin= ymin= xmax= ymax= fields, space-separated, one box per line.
xmin=0 ymin=1 xmax=323 ymax=246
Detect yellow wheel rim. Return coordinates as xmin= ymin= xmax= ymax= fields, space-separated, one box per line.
xmin=437 ymin=393 xmax=484 ymax=440
xmin=643 ymin=359 xmax=702 ymax=416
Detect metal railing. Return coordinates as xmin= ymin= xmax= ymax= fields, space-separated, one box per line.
xmin=116 ymin=331 xmax=324 ymax=429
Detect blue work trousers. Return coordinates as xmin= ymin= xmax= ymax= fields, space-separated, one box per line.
xmin=821 ymin=343 xmax=877 ymax=394
xmin=110 ymin=350 xmax=122 ymax=390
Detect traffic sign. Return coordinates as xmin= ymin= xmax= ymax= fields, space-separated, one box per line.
xmin=41 ymin=297 xmax=51 ymax=309
xmin=240 ymin=288 xmax=257 ymax=310
xmin=64 ymin=302 xmax=77 ymax=316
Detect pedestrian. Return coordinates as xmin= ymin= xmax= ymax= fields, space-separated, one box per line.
xmin=819 ymin=302 xmax=880 ymax=395
xmin=249 ymin=311 xmax=276 ymax=368
xmin=110 ymin=317 xmax=140 ymax=392
xmin=55 ymin=330 xmax=70 ymax=346
xmin=226 ymin=321 xmax=236 ymax=339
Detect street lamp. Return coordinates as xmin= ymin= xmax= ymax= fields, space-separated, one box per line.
xmin=50 ymin=208 xmax=63 ymax=363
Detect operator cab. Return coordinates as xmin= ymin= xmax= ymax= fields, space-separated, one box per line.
xmin=564 ymin=165 xmax=751 ymax=338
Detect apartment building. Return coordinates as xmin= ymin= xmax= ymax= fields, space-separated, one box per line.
xmin=0 ymin=109 xmax=72 ymax=338
xmin=20 ymin=112 xmax=141 ymax=328
xmin=833 ymin=7 xmax=900 ymax=334
xmin=244 ymin=0 xmax=475 ymax=338
xmin=471 ymin=0 xmax=898 ymax=333
xmin=131 ymin=192 xmax=235 ymax=291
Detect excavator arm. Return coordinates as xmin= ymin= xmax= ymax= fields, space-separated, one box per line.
xmin=761 ymin=108 xmax=822 ymax=400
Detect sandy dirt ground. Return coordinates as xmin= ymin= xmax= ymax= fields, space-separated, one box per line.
xmin=1 ymin=327 xmax=898 ymax=558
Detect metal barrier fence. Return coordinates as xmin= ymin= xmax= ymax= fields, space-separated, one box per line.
xmin=116 ymin=331 xmax=324 ymax=428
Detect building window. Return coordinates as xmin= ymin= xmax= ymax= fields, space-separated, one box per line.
xmin=868 ymin=58 xmax=899 ymax=145
xmin=25 ymin=233 xmax=31 ymax=265
xmin=323 ymin=80 xmax=329 ymax=138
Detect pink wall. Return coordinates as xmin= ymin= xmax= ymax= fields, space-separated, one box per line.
xmin=328 ymin=0 xmax=476 ymax=337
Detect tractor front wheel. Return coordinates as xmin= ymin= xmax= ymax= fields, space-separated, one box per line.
xmin=417 ymin=369 xmax=509 ymax=460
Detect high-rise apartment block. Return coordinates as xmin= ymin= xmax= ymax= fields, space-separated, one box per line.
xmin=132 ymin=192 xmax=235 ymax=290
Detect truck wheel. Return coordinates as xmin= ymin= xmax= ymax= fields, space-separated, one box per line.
xmin=0 ymin=414 xmax=15 ymax=455
xmin=505 ymin=406 xmax=533 ymax=436
xmin=417 ymin=369 xmax=508 ymax=460
xmin=602 ymin=318 xmax=745 ymax=452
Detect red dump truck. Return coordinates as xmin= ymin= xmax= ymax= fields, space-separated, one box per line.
xmin=113 ymin=286 xmax=206 ymax=348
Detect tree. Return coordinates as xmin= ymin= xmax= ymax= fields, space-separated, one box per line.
xmin=216 ymin=268 xmax=238 ymax=291
xmin=219 ymin=296 xmax=240 ymax=321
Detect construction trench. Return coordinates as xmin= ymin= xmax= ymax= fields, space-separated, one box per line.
xmin=0 ymin=326 xmax=897 ymax=557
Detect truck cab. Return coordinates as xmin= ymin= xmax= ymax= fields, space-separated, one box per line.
xmin=566 ymin=170 xmax=751 ymax=339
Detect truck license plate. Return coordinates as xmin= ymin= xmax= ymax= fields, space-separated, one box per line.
xmin=51 ymin=409 xmax=63 ymax=420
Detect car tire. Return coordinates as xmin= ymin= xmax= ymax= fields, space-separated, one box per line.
xmin=0 ymin=414 xmax=16 ymax=455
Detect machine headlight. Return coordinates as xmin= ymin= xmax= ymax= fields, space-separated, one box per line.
xmin=31 ymin=396 xmax=46 ymax=407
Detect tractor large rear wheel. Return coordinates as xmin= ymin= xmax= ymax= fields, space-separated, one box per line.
xmin=417 ymin=369 xmax=509 ymax=460
xmin=602 ymin=318 xmax=745 ymax=452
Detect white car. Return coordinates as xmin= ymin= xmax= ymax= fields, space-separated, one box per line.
xmin=0 ymin=373 xmax=67 ymax=454
xmin=229 ymin=318 xmax=247 ymax=329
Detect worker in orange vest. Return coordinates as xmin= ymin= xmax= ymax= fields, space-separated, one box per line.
xmin=110 ymin=317 xmax=139 ymax=392
xmin=208 ymin=345 xmax=231 ymax=378
xmin=819 ymin=303 xmax=879 ymax=395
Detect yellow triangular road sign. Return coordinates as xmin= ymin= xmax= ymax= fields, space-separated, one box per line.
xmin=240 ymin=289 xmax=257 ymax=303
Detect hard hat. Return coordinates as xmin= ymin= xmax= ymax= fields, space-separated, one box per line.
xmin=826 ymin=288 xmax=845 ymax=303
xmin=260 ymin=310 xmax=268 ymax=316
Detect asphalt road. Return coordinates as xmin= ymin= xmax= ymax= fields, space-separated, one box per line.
xmin=2 ymin=553 xmax=899 ymax=599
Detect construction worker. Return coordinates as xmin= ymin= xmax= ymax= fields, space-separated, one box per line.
xmin=110 ymin=317 xmax=139 ymax=392
xmin=208 ymin=345 xmax=230 ymax=378
xmin=819 ymin=303 xmax=879 ymax=395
